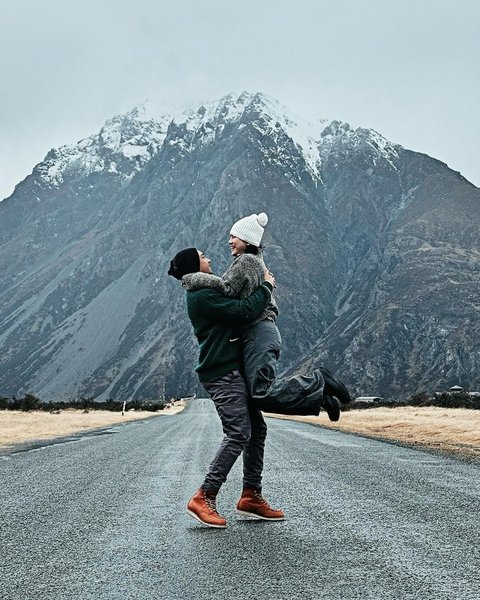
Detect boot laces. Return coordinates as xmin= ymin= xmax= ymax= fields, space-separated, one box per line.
xmin=205 ymin=493 xmax=218 ymax=513
xmin=253 ymin=490 xmax=269 ymax=506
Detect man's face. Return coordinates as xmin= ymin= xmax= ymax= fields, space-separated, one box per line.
xmin=197 ymin=250 xmax=212 ymax=274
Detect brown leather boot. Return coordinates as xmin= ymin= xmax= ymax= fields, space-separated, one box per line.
xmin=187 ymin=488 xmax=227 ymax=528
xmin=236 ymin=488 xmax=285 ymax=521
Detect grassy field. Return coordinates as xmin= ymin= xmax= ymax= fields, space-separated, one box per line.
xmin=0 ymin=402 xmax=184 ymax=450
xmin=267 ymin=406 xmax=480 ymax=459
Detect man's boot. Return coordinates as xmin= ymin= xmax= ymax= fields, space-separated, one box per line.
xmin=236 ymin=488 xmax=285 ymax=520
xmin=187 ymin=488 xmax=227 ymax=528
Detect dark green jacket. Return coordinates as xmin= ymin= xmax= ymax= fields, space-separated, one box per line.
xmin=186 ymin=282 xmax=273 ymax=382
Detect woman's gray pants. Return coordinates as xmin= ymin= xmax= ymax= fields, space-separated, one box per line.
xmin=201 ymin=370 xmax=266 ymax=493
xmin=242 ymin=320 xmax=325 ymax=415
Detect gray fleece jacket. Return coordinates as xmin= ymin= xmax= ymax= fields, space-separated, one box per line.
xmin=182 ymin=253 xmax=279 ymax=324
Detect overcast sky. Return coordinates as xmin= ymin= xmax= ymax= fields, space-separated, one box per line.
xmin=1 ymin=0 xmax=479 ymax=200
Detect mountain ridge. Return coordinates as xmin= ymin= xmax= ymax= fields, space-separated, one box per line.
xmin=0 ymin=91 xmax=478 ymax=401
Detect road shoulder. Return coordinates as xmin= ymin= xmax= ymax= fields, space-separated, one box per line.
xmin=266 ymin=406 xmax=480 ymax=461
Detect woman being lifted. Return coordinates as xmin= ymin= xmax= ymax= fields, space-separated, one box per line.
xmin=182 ymin=212 xmax=352 ymax=419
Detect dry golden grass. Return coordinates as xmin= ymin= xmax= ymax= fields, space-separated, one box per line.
xmin=0 ymin=402 xmax=184 ymax=449
xmin=3 ymin=404 xmax=478 ymax=459
xmin=267 ymin=406 xmax=480 ymax=459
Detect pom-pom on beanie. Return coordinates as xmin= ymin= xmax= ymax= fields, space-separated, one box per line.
xmin=168 ymin=247 xmax=200 ymax=280
xmin=230 ymin=212 xmax=268 ymax=247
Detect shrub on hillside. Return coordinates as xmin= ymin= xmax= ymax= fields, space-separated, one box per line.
xmin=0 ymin=394 xmax=168 ymax=412
xmin=409 ymin=391 xmax=431 ymax=406
xmin=407 ymin=390 xmax=479 ymax=409
xmin=350 ymin=390 xmax=480 ymax=410
xmin=431 ymin=391 xmax=479 ymax=409
xmin=19 ymin=393 xmax=42 ymax=411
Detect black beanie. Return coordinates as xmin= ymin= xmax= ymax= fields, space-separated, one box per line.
xmin=168 ymin=247 xmax=200 ymax=280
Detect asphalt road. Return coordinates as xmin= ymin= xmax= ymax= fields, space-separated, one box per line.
xmin=1 ymin=400 xmax=479 ymax=600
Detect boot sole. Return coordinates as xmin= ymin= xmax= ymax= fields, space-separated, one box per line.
xmin=236 ymin=509 xmax=285 ymax=521
xmin=186 ymin=508 xmax=227 ymax=528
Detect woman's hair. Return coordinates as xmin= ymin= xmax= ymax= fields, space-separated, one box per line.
xmin=244 ymin=243 xmax=262 ymax=255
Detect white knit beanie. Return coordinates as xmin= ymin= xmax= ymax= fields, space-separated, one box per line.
xmin=230 ymin=213 xmax=268 ymax=247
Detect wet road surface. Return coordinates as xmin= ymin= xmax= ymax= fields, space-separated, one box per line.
xmin=1 ymin=400 xmax=479 ymax=599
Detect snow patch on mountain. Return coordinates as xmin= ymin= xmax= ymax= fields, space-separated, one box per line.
xmin=32 ymin=91 xmax=403 ymax=192
xmin=35 ymin=106 xmax=172 ymax=188
xmin=172 ymin=91 xmax=400 ymax=180
xmin=247 ymin=93 xmax=329 ymax=179
xmin=177 ymin=91 xmax=254 ymax=131
xmin=173 ymin=91 xmax=330 ymax=179
xmin=318 ymin=119 xmax=400 ymax=168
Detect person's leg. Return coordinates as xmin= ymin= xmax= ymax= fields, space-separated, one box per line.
xmin=238 ymin=403 xmax=285 ymax=520
xmin=242 ymin=403 xmax=267 ymax=490
xmin=242 ymin=320 xmax=281 ymax=400
xmin=187 ymin=370 xmax=251 ymax=528
xmin=318 ymin=366 xmax=352 ymax=407
xmin=201 ymin=370 xmax=252 ymax=491
xmin=242 ymin=321 xmax=330 ymax=416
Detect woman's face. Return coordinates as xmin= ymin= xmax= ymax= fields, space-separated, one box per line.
xmin=229 ymin=235 xmax=247 ymax=257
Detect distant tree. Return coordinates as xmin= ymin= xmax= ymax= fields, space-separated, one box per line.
xmin=20 ymin=393 xmax=41 ymax=412
xmin=409 ymin=391 xmax=430 ymax=406
xmin=433 ymin=391 xmax=477 ymax=409
xmin=79 ymin=396 xmax=95 ymax=412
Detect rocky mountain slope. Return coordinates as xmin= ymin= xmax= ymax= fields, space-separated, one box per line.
xmin=0 ymin=92 xmax=478 ymax=400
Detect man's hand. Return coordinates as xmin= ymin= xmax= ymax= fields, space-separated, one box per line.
xmin=263 ymin=269 xmax=276 ymax=288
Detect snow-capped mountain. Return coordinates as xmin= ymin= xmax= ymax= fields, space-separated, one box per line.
xmin=35 ymin=106 xmax=172 ymax=188
xmin=0 ymin=92 xmax=479 ymax=401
